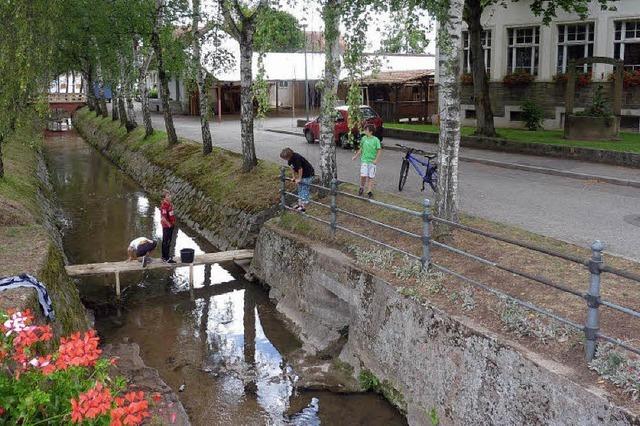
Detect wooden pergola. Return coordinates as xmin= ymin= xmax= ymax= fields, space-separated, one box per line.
xmin=356 ymin=69 xmax=435 ymax=123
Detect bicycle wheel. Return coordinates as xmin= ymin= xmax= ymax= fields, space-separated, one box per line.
xmin=427 ymin=166 xmax=438 ymax=193
xmin=398 ymin=159 xmax=409 ymax=191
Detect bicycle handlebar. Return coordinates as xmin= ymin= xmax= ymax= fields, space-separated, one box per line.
xmin=395 ymin=144 xmax=437 ymax=159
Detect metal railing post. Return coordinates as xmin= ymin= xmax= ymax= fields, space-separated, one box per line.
xmin=421 ymin=198 xmax=431 ymax=271
xmin=330 ymin=178 xmax=338 ymax=236
xmin=279 ymin=167 xmax=286 ymax=211
xmin=584 ymin=240 xmax=604 ymax=362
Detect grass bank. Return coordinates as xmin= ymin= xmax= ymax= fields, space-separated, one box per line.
xmin=0 ymin=117 xmax=88 ymax=334
xmin=75 ymin=108 xmax=281 ymax=212
xmin=386 ymin=122 xmax=640 ymax=153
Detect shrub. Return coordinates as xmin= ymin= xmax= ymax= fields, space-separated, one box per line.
xmin=148 ymin=87 xmax=159 ymax=99
xmin=0 ymin=309 xmax=165 ymax=425
xmin=502 ymin=70 xmax=535 ymax=87
xmin=574 ymin=85 xmax=612 ymax=118
xmin=521 ymin=100 xmax=544 ymax=131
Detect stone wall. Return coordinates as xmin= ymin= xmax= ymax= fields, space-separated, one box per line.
xmin=73 ymin=115 xmax=279 ymax=250
xmin=459 ymin=82 xmax=640 ymax=130
xmin=251 ymin=223 xmax=639 ymax=425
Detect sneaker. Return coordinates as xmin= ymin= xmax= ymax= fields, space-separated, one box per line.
xmin=166 ymin=258 xmax=177 ymax=264
xmin=358 ymin=187 xmax=364 ymax=196
xmin=142 ymin=256 xmax=151 ymax=268
xmin=367 ymin=191 xmax=373 ymax=199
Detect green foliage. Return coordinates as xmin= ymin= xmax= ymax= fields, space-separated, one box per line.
xmin=253 ymin=54 xmax=270 ymax=119
xmin=575 ymin=85 xmax=612 ymax=118
xmin=381 ymin=9 xmax=430 ymax=54
xmin=148 ymin=87 xmax=159 ymax=99
xmin=428 ymin=408 xmax=440 ymax=425
xmin=358 ymin=369 xmax=381 ymax=391
xmin=521 ymin=100 xmax=544 ymax=131
xmin=254 ymin=7 xmax=304 ymax=52
xmin=589 ymin=343 xmax=640 ymax=400
xmin=499 ymin=302 xmax=572 ymax=343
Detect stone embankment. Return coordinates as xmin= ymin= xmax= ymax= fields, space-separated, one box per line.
xmin=251 ymin=222 xmax=640 ymax=425
xmin=73 ymin=109 xmax=280 ymax=250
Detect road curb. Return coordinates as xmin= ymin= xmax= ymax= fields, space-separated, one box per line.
xmin=264 ymin=128 xmax=640 ymax=189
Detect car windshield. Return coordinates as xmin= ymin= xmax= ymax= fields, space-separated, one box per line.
xmin=360 ymin=107 xmax=378 ymax=119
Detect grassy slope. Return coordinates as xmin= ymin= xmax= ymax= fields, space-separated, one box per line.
xmin=385 ymin=122 xmax=640 ymax=153
xmin=76 ymin=108 xmax=281 ymax=212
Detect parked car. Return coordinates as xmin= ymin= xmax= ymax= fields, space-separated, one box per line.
xmin=303 ymin=105 xmax=384 ymax=148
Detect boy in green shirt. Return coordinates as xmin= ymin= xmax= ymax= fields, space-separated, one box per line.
xmin=352 ymin=124 xmax=382 ymax=198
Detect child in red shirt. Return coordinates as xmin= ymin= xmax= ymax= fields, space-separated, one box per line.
xmin=160 ymin=189 xmax=176 ymax=263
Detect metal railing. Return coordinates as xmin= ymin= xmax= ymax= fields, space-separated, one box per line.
xmin=279 ymin=168 xmax=640 ymax=362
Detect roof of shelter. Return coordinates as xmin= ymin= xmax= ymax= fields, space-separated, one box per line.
xmin=359 ymin=69 xmax=435 ymax=85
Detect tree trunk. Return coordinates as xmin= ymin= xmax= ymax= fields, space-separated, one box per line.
xmin=319 ymin=0 xmax=341 ymax=186
xmin=118 ymin=94 xmax=128 ymax=128
xmin=138 ymin=50 xmax=154 ymax=138
xmin=85 ymin=70 xmax=96 ymax=111
xmin=151 ymin=0 xmax=178 ymax=145
xmin=125 ymin=88 xmax=137 ymax=131
xmin=239 ymin=31 xmax=257 ymax=171
xmin=465 ymin=0 xmax=496 ymax=137
xmin=96 ymin=64 xmax=108 ymax=118
xmin=435 ymin=0 xmax=464 ymax=223
xmin=112 ymin=87 xmax=120 ymax=121
xmin=192 ymin=0 xmax=213 ymax=155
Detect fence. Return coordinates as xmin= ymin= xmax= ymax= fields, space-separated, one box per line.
xmin=279 ymin=168 xmax=640 ymax=363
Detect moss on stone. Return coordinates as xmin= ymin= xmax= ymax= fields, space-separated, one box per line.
xmin=75 ymin=108 xmax=281 ymax=213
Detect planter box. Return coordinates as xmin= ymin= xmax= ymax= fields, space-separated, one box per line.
xmin=564 ymin=115 xmax=620 ymax=140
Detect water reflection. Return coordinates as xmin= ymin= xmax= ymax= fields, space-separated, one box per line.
xmin=44 ymin=133 xmax=406 ymax=425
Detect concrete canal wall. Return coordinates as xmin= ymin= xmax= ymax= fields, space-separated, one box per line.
xmin=251 ymin=222 xmax=639 ymax=425
xmin=74 ymin=109 xmax=280 ymax=250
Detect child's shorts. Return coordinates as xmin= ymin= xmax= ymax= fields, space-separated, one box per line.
xmin=360 ymin=163 xmax=376 ymax=178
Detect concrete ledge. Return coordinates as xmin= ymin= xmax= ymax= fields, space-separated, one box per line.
xmin=383 ymin=128 xmax=640 ymax=169
xmin=251 ymin=223 xmax=639 ymax=425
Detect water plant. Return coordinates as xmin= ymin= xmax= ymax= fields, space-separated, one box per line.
xmin=0 ymin=309 xmax=164 ymax=424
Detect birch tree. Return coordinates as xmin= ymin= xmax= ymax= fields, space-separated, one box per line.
xmin=435 ymin=0 xmax=464 ymax=222
xmin=218 ymin=0 xmax=269 ymax=172
xmin=192 ymin=0 xmax=214 ymax=155
xmin=136 ymin=46 xmax=155 ymax=137
xmin=151 ymin=0 xmax=180 ymax=145
xmin=318 ymin=0 xmax=342 ymax=186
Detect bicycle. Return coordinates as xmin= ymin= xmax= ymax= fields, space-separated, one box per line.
xmin=396 ymin=144 xmax=438 ymax=193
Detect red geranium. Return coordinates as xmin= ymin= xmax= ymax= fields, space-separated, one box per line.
xmin=56 ymin=329 xmax=102 ymax=370
xmin=110 ymin=391 xmax=150 ymax=426
xmin=70 ymin=382 xmax=113 ymax=423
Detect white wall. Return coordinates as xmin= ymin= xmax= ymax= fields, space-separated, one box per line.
xmin=471 ymin=0 xmax=640 ymax=82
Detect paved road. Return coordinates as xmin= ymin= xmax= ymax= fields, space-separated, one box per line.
xmin=146 ymin=112 xmax=640 ymax=261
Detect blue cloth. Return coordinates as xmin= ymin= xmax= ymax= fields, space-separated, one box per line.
xmin=298 ymin=177 xmax=313 ymax=205
xmin=0 ymin=274 xmax=56 ymax=321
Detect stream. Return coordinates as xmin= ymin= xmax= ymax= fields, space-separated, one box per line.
xmin=44 ymin=131 xmax=406 ymax=425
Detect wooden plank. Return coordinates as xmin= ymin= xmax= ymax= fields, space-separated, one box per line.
xmin=65 ymin=249 xmax=253 ymax=277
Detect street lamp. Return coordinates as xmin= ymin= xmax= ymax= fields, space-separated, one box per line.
xmin=302 ymin=23 xmax=309 ymax=122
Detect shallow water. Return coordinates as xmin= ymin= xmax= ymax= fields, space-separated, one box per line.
xmin=44 ymin=132 xmax=406 ymax=426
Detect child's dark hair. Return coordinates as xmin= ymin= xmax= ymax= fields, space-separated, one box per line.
xmin=364 ymin=124 xmax=376 ymax=133
xmin=280 ymin=147 xmax=294 ymax=159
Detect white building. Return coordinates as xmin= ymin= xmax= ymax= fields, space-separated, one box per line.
xmin=442 ymin=0 xmax=640 ymax=130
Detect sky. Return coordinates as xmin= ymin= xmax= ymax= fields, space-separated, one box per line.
xmin=201 ymin=0 xmax=437 ymax=80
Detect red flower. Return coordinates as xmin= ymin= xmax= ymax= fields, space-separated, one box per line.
xmin=29 ymin=355 xmax=56 ymax=375
xmin=110 ymin=391 xmax=150 ymax=426
xmin=56 ymin=330 xmax=102 ymax=370
xmin=70 ymin=382 xmax=112 ymax=424
xmin=152 ymin=392 xmax=162 ymax=403
xmin=0 ymin=406 xmax=4 ymax=416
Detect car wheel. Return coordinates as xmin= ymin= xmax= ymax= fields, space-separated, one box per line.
xmin=304 ymin=130 xmax=315 ymax=144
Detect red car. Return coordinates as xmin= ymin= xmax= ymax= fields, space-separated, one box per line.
xmin=303 ymin=105 xmax=384 ymax=148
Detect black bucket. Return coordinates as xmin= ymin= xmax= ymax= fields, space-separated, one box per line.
xmin=180 ymin=248 xmax=195 ymax=264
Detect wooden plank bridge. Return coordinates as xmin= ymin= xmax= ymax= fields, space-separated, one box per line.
xmin=65 ymin=249 xmax=254 ymax=298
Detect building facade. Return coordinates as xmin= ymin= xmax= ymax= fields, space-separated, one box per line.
xmin=455 ymin=0 xmax=640 ymax=130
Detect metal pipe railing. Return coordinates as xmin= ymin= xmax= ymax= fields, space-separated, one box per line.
xmin=278 ymin=169 xmax=640 ymax=361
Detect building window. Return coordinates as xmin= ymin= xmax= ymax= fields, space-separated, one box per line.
xmin=507 ymin=26 xmax=540 ymax=75
xmin=557 ymin=23 xmax=594 ymax=73
xmin=278 ymin=81 xmax=289 ymax=88
xmin=462 ymin=30 xmax=492 ymax=76
xmin=615 ymin=20 xmax=640 ymax=71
